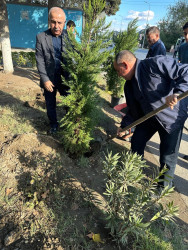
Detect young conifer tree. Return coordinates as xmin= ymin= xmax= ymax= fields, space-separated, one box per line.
xmin=59 ymin=0 xmax=112 ymax=157
xmin=104 ymin=19 xmax=138 ymax=98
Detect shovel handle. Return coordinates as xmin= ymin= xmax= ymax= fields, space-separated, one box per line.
xmin=109 ymin=90 xmax=188 ymax=141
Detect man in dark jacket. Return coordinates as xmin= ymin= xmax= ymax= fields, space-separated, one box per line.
xmin=114 ymin=50 xmax=188 ymax=189
xmin=178 ymin=22 xmax=188 ymax=161
xmin=146 ymin=26 xmax=166 ymax=58
xmin=36 ymin=7 xmax=69 ymax=134
xmin=178 ymin=22 xmax=188 ymax=64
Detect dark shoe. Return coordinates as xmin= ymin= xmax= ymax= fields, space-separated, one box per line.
xmin=150 ymin=185 xmax=163 ymax=199
xmin=49 ymin=127 xmax=58 ymax=135
xmin=183 ymin=155 xmax=188 ymax=161
xmin=64 ymin=106 xmax=69 ymax=114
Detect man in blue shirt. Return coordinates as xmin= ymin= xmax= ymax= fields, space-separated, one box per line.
xmin=178 ymin=22 xmax=188 ymax=64
xmin=146 ymin=26 xmax=166 ymax=58
xmin=36 ymin=7 xmax=69 ymax=134
xmin=178 ymin=22 xmax=188 ymax=161
xmin=114 ymin=50 xmax=188 ymax=189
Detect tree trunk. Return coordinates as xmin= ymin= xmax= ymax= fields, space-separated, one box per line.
xmin=0 ymin=0 xmax=14 ymax=73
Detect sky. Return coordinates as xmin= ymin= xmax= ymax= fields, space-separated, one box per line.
xmin=105 ymin=0 xmax=177 ymax=31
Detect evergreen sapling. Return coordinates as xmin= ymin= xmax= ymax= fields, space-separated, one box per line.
xmin=59 ymin=0 xmax=112 ymax=157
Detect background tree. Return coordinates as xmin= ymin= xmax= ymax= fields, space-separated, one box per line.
xmin=48 ymin=0 xmax=121 ymax=14
xmin=0 ymin=0 xmax=14 ymax=73
xmin=105 ymin=0 xmax=121 ymax=15
xmin=6 ymin=0 xmax=121 ymax=15
xmin=59 ymin=0 xmax=112 ymax=157
xmin=158 ymin=0 xmax=188 ymax=51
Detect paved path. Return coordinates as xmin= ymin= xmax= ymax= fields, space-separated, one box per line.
xmin=135 ymin=49 xmax=188 ymax=207
xmin=147 ymin=129 xmax=188 ymax=206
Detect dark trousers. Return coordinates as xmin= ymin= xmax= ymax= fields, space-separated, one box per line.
xmin=131 ymin=118 xmax=183 ymax=187
xmin=44 ymin=81 xmax=69 ymax=129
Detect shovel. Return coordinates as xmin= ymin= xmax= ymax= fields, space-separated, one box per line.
xmin=108 ymin=90 xmax=188 ymax=141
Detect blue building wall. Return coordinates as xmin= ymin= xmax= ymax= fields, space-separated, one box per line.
xmin=7 ymin=3 xmax=83 ymax=49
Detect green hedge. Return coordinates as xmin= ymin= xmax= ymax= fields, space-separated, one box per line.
xmin=0 ymin=51 xmax=36 ymax=68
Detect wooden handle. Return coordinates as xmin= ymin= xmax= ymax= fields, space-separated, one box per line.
xmin=108 ymin=91 xmax=188 ymax=141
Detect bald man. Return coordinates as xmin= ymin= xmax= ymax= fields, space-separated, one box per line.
xmin=114 ymin=50 xmax=188 ymax=189
xmin=36 ymin=7 xmax=70 ymax=134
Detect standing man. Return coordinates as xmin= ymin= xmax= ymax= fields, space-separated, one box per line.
xmin=178 ymin=22 xmax=188 ymax=64
xmin=146 ymin=26 xmax=166 ymax=58
xmin=114 ymin=50 xmax=188 ymax=189
xmin=178 ymin=22 xmax=188 ymax=161
xmin=36 ymin=7 xmax=69 ymax=134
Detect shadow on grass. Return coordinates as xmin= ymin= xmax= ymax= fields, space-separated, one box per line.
xmin=0 ymin=90 xmax=55 ymax=134
xmin=13 ymin=67 xmax=40 ymax=86
xmin=15 ymin=150 xmax=117 ymax=249
xmin=0 ymin=206 xmax=46 ymax=249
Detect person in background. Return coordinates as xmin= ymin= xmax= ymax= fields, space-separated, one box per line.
xmin=146 ymin=26 xmax=166 ymax=58
xmin=178 ymin=21 xmax=188 ymax=161
xmin=178 ymin=22 xmax=188 ymax=64
xmin=36 ymin=7 xmax=69 ymax=135
xmin=173 ymin=37 xmax=185 ymax=58
xmin=66 ymin=20 xmax=76 ymax=38
xmin=114 ymin=50 xmax=188 ymax=190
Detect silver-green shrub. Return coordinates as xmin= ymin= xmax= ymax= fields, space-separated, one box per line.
xmin=103 ymin=151 xmax=178 ymax=246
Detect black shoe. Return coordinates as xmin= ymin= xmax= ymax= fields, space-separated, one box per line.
xmin=49 ymin=127 xmax=58 ymax=135
xmin=183 ymin=155 xmax=188 ymax=161
xmin=64 ymin=106 xmax=69 ymax=114
xmin=150 ymin=185 xmax=163 ymax=199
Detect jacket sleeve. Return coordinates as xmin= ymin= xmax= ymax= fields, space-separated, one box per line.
xmin=157 ymin=57 xmax=188 ymax=94
xmin=120 ymin=82 xmax=144 ymax=129
xmin=35 ymin=34 xmax=50 ymax=85
xmin=120 ymin=108 xmax=135 ymax=128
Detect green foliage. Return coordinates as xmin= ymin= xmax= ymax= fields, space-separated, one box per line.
xmin=137 ymin=222 xmax=187 ymax=250
xmin=158 ymin=0 xmax=188 ymax=50
xmin=0 ymin=51 xmax=36 ymax=68
xmin=59 ymin=0 xmax=112 ymax=157
xmin=103 ymin=151 xmax=179 ymax=246
xmin=113 ymin=19 xmax=139 ymax=55
xmin=104 ymin=19 xmax=138 ymax=97
xmin=104 ymin=55 xmax=125 ymax=98
xmin=104 ymin=0 xmax=121 ymax=16
xmin=7 ymin=0 xmax=121 ymax=16
xmin=77 ymin=155 xmax=90 ymax=168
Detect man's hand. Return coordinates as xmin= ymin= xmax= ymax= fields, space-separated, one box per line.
xmin=166 ymin=94 xmax=179 ymax=110
xmin=117 ymin=127 xmax=126 ymax=137
xmin=44 ymin=81 xmax=55 ymax=92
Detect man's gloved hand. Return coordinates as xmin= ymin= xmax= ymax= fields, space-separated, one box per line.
xmin=44 ymin=80 xmax=55 ymax=92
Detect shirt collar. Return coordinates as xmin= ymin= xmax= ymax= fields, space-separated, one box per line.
xmin=150 ymin=39 xmax=160 ymax=49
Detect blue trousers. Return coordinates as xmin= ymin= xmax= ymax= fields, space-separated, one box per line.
xmin=131 ymin=118 xmax=183 ymax=187
xmin=44 ymin=81 xmax=69 ymax=129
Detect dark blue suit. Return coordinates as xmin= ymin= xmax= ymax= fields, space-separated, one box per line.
xmin=121 ymin=56 xmax=188 ymax=187
xmin=35 ymin=29 xmax=69 ymax=129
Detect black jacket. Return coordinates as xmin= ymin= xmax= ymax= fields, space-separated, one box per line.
xmin=35 ymin=29 xmax=68 ymax=88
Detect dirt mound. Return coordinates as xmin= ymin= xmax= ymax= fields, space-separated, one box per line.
xmin=1 ymin=132 xmax=62 ymax=158
xmin=0 ymin=132 xmax=70 ymax=189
